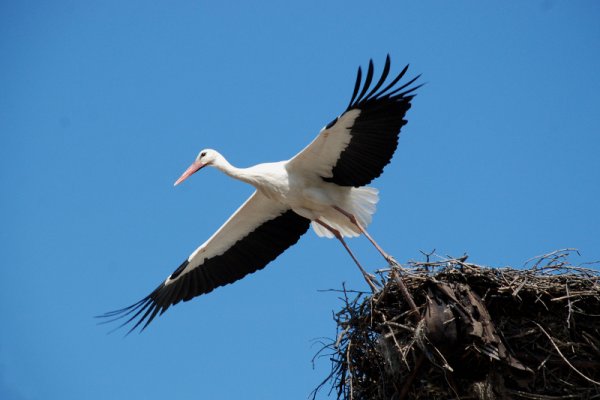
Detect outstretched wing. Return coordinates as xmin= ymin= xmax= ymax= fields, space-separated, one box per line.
xmin=288 ymin=55 xmax=421 ymax=187
xmin=99 ymin=191 xmax=310 ymax=333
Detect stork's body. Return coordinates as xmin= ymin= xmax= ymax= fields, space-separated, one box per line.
xmin=200 ymin=152 xmax=378 ymax=238
xmin=101 ymin=56 xmax=420 ymax=333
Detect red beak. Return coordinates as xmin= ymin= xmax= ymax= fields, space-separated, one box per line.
xmin=174 ymin=161 xmax=205 ymax=186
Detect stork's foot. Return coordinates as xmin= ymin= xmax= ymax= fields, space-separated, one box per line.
xmin=386 ymin=254 xmax=399 ymax=267
xmin=361 ymin=270 xmax=380 ymax=293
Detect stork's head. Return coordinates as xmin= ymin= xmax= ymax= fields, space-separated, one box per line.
xmin=174 ymin=148 xmax=218 ymax=186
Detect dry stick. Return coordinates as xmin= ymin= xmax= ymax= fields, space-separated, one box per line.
xmin=391 ymin=268 xmax=420 ymax=320
xmin=380 ymin=313 xmax=411 ymax=368
xmin=525 ymin=248 xmax=577 ymax=270
xmin=565 ymin=283 xmax=573 ymax=329
xmin=533 ymin=321 xmax=600 ymax=386
xmin=551 ymin=291 xmax=598 ymax=301
xmin=346 ymin=340 xmax=354 ymax=400
xmin=390 ymin=264 xmax=423 ymax=400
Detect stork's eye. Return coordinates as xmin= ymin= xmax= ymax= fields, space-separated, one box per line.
xmin=201 ymin=152 xmax=206 ymax=157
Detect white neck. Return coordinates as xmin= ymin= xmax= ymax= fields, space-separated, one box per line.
xmin=211 ymin=153 xmax=256 ymax=185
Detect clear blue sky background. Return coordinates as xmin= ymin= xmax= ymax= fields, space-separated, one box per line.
xmin=1 ymin=1 xmax=599 ymax=399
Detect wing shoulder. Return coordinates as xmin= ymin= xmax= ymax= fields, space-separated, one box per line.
xmin=288 ymin=55 xmax=421 ymax=186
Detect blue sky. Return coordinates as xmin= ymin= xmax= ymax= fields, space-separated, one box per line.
xmin=1 ymin=1 xmax=599 ymax=399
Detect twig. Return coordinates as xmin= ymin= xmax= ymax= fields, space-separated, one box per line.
xmin=391 ymin=269 xmax=419 ymax=321
xmin=565 ymin=283 xmax=573 ymax=329
xmin=346 ymin=340 xmax=354 ymax=400
xmin=532 ymin=321 xmax=600 ymax=386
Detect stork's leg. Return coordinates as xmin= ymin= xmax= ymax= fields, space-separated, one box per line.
xmin=332 ymin=206 xmax=394 ymax=264
xmin=315 ymin=219 xmax=379 ymax=292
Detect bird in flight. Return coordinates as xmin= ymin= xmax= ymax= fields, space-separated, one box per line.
xmin=100 ymin=56 xmax=420 ymax=333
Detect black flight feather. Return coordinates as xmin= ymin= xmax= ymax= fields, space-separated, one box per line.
xmin=323 ymin=56 xmax=421 ymax=187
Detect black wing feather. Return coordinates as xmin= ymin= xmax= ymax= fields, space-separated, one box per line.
xmin=98 ymin=210 xmax=310 ymax=334
xmin=364 ymin=55 xmax=391 ymax=100
xmin=355 ymin=60 xmax=374 ymax=105
xmin=324 ymin=56 xmax=421 ymax=187
xmin=347 ymin=65 xmax=363 ymax=109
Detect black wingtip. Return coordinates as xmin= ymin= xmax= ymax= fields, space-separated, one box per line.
xmin=96 ymin=284 xmax=164 ymax=336
xmin=355 ymin=60 xmax=375 ymax=104
xmin=364 ymin=56 xmax=391 ymax=101
xmin=347 ymin=65 xmax=363 ymax=109
xmin=324 ymin=56 xmax=421 ymax=187
xmin=346 ymin=57 xmax=419 ymax=110
xmin=375 ymin=64 xmax=410 ymax=99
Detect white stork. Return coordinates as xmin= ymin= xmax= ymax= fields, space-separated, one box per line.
xmin=100 ymin=56 xmax=420 ymax=333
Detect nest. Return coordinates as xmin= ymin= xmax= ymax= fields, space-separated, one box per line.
xmin=313 ymin=250 xmax=600 ymax=400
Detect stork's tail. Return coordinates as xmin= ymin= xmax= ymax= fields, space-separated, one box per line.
xmin=311 ymin=187 xmax=379 ymax=238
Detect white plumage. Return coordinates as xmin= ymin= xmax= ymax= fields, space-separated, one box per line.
xmin=100 ymin=56 xmax=420 ymax=333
